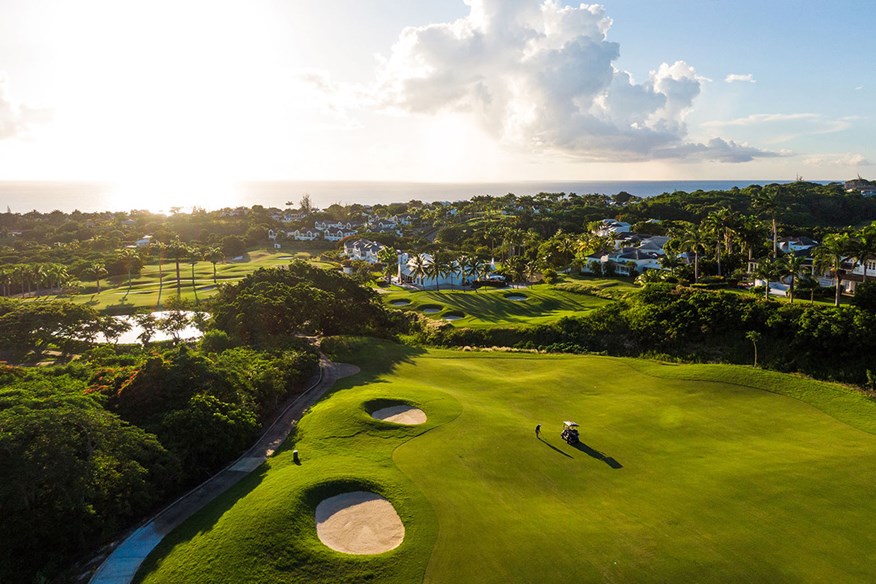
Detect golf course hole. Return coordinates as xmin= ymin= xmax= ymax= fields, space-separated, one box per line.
xmin=390 ymin=299 xmax=412 ymax=307
xmin=370 ymin=402 xmax=427 ymax=425
xmin=444 ymin=311 xmax=464 ymax=321
xmin=315 ymin=491 xmax=405 ymax=555
xmin=505 ymin=293 xmax=527 ymax=301
xmin=421 ymin=304 xmax=442 ymax=314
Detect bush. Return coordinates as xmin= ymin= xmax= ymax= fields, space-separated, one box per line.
xmin=200 ymin=329 xmax=233 ymax=353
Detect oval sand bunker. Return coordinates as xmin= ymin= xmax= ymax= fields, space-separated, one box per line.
xmin=315 ymin=492 xmax=405 ymax=554
xmin=371 ymin=405 xmax=427 ymax=425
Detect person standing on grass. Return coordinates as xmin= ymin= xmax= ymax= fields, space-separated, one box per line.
xmin=535 ymin=424 xmax=541 ymax=438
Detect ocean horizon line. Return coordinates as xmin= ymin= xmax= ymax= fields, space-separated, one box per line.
xmin=0 ymin=178 xmax=837 ymax=214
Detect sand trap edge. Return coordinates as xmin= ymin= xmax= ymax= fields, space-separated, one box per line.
xmin=371 ymin=405 xmax=427 ymax=425
xmin=315 ymin=491 xmax=405 ymax=555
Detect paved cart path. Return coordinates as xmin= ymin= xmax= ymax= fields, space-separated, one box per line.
xmin=89 ymin=356 xmax=360 ymax=584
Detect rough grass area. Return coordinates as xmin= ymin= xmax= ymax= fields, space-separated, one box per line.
xmin=137 ymin=340 xmax=876 ymax=583
xmin=383 ymin=283 xmax=611 ymax=328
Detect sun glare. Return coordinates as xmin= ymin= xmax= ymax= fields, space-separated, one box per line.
xmin=107 ymin=177 xmax=239 ymax=214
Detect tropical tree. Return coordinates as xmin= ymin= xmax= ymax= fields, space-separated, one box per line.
xmin=117 ymin=247 xmax=140 ymax=296
xmin=753 ymin=185 xmax=783 ymax=257
xmin=746 ymin=330 xmax=762 ymax=367
xmin=376 ymin=246 xmax=398 ymax=283
xmin=188 ymin=246 xmax=203 ymax=302
xmin=207 ymin=246 xmax=224 ymax=285
xmin=675 ymin=223 xmax=707 ymax=282
xmin=815 ymin=232 xmax=852 ymax=307
xmin=85 ymin=262 xmax=107 ymax=294
xmin=409 ymin=253 xmax=427 ymax=287
xmin=782 ymin=253 xmax=807 ymax=304
xmin=424 ymin=257 xmax=442 ymax=291
xmin=167 ymin=238 xmax=188 ymax=296
xmin=754 ymin=257 xmax=778 ymax=299
xmin=703 ymin=208 xmax=734 ymax=276
xmin=847 ymin=224 xmax=876 ymax=282
xmin=795 ymin=274 xmax=821 ymax=304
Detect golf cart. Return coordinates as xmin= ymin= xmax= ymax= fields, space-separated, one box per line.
xmin=561 ymin=421 xmax=580 ymax=445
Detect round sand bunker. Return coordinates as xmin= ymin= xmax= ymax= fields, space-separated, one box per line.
xmin=371 ymin=405 xmax=427 ymax=425
xmin=315 ymin=491 xmax=405 ymax=554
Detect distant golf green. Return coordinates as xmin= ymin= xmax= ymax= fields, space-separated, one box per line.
xmin=136 ymin=340 xmax=876 ymax=583
xmin=382 ymin=281 xmax=622 ymax=328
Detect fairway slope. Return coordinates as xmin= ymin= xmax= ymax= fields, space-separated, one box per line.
xmin=137 ymin=344 xmax=876 ymax=584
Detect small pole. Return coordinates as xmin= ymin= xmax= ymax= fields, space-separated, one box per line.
xmin=293 ymin=450 xmax=300 ymax=464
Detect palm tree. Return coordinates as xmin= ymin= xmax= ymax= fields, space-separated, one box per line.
xmin=409 ymin=253 xmax=427 ymax=287
xmin=703 ymin=208 xmax=734 ymax=277
xmin=207 ymin=246 xmax=224 ymax=285
xmin=469 ymin=257 xmax=486 ymax=291
xmin=753 ymin=185 xmax=783 ymax=257
xmin=31 ymin=263 xmax=47 ymax=297
xmin=167 ymin=238 xmax=188 ymax=296
xmin=424 ymin=258 xmax=442 ymax=291
xmin=87 ymin=261 xmax=108 ymax=294
xmin=0 ymin=265 xmax=11 ymax=297
xmin=754 ymin=257 xmax=778 ymax=299
xmin=117 ymin=248 xmax=139 ymax=297
xmin=738 ymin=215 xmax=766 ymax=266
xmin=782 ymin=253 xmax=806 ymax=304
xmin=815 ymin=232 xmax=852 ymax=307
xmin=676 ymin=223 xmax=707 ymax=283
xmin=795 ymin=274 xmax=820 ymax=304
xmin=188 ymin=245 xmax=203 ymax=301
xmin=376 ymin=246 xmax=398 ymax=283
xmin=746 ymin=331 xmax=762 ymax=367
xmin=847 ymin=224 xmax=876 ymax=282
xmin=457 ymin=254 xmax=473 ymax=287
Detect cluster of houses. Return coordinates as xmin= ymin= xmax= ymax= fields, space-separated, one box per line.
xmin=275 ymin=215 xmax=413 ymax=242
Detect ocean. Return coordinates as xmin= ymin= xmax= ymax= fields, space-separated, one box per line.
xmin=0 ymin=179 xmax=833 ymax=214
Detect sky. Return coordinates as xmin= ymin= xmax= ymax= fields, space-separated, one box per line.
xmin=0 ymin=0 xmax=874 ymax=197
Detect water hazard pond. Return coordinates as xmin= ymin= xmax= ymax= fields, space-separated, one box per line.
xmin=97 ymin=311 xmax=205 ymax=344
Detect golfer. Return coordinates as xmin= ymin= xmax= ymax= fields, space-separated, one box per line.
xmin=535 ymin=424 xmax=541 ymax=438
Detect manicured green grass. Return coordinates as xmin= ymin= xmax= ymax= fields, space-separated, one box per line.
xmin=137 ymin=341 xmax=876 ymax=583
xmin=46 ymin=250 xmax=339 ymax=312
xmin=383 ymin=283 xmax=611 ymax=328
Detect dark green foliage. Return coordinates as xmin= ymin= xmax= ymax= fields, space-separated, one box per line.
xmin=0 ymin=373 xmax=177 ymax=582
xmin=210 ymin=261 xmax=393 ymax=344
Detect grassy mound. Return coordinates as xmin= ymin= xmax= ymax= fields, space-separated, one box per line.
xmin=138 ymin=341 xmax=876 ymax=583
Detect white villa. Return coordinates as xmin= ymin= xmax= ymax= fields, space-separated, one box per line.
xmin=594 ymin=219 xmax=632 ymax=237
xmin=343 ymin=239 xmax=385 ymax=264
xmin=395 ymin=252 xmax=461 ymax=289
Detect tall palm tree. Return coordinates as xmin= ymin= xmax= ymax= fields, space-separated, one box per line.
xmin=0 ymin=265 xmax=11 ymax=297
xmin=676 ymin=223 xmax=707 ymax=283
xmin=795 ymin=274 xmax=820 ymax=304
xmin=188 ymin=246 xmax=203 ymax=303
xmin=847 ymin=224 xmax=876 ymax=282
xmin=87 ymin=261 xmax=107 ymax=294
xmin=753 ymin=185 xmax=783 ymax=257
xmin=815 ymin=232 xmax=852 ymax=307
xmin=754 ymin=257 xmax=778 ymax=299
xmin=167 ymin=238 xmax=188 ymax=296
xmin=117 ymin=247 xmax=139 ymax=298
xmin=469 ymin=257 xmax=486 ymax=291
xmin=424 ymin=257 xmax=442 ymax=291
xmin=738 ymin=215 xmax=766 ymax=266
xmin=409 ymin=253 xmax=427 ymax=287
xmin=31 ymin=263 xmax=46 ymax=297
xmin=782 ymin=253 xmax=806 ymax=304
xmin=703 ymin=208 xmax=733 ymax=276
xmin=207 ymin=246 xmax=224 ymax=285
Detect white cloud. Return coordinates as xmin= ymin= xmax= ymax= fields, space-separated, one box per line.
xmin=802 ymin=152 xmax=872 ymax=167
xmin=703 ymin=113 xmax=858 ymax=143
xmin=725 ymin=73 xmax=756 ymax=84
xmin=358 ymin=0 xmax=775 ymax=163
xmin=0 ymin=73 xmax=51 ymax=140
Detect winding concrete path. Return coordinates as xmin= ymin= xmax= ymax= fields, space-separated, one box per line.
xmin=89 ymin=357 xmax=360 ymax=584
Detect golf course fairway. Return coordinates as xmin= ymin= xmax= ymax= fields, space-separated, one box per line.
xmin=136 ymin=340 xmax=876 ymax=583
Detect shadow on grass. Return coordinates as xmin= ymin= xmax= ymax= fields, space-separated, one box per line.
xmin=134 ymin=464 xmax=270 ymax=580
xmin=571 ymin=441 xmax=623 ymax=469
xmin=320 ymin=337 xmax=427 ymax=385
xmin=538 ymin=437 xmax=573 ymax=458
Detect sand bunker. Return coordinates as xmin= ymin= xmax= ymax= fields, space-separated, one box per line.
xmin=315 ymin=492 xmax=405 ymax=554
xmin=444 ymin=314 xmax=463 ymax=321
xmin=506 ymin=294 xmax=527 ymax=301
xmin=422 ymin=307 xmax=441 ymax=314
xmin=390 ymin=299 xmax=411 ymax=307
xmin=371 ymin=405 xmax=427 ymax=425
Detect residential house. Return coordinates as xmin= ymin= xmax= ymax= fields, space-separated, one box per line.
xmin=594 ymin=219 xmax=632 ymax=237
xmin=135 ymin=235 xmax=154 ymax=247
xmin=343 ymin=239 xmax=386 ymax=264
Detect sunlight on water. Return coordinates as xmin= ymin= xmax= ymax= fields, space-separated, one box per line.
xmin=106 ymin=178 xmax=240 ymax=214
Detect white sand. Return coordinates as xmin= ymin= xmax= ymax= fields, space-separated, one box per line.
xmin=315 ymin=492 xmax=405 ymax=554
xmin=371 ymin=405 xmax=427 ymax=425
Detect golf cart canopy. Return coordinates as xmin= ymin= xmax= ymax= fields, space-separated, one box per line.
xmin=563 ymin=421 xmax=579 ymax=427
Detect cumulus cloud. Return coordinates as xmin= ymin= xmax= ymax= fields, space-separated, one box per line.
xmin=0 ymin=73 xmax=51 ymax=140
xmin=725 ymin=73 xmax=756 ymax=84
xmin=363 ymin=0 xmax=776 ymax=162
